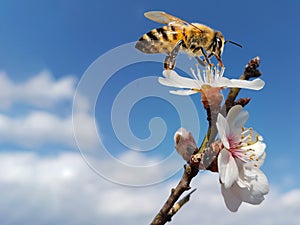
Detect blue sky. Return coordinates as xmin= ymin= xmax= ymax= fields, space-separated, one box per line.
xmin=0 ymin=0 xmax=300 ymax=224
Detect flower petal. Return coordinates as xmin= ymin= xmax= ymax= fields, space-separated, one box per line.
xmin=218 ymin=149 xmax=239 ymax=188
xmin=214 ymin=76 xmax=233 ymax=87
xmin=216 ymin=114 xmax=230 ymax=149
xmin=226 ymin=105 xmax=249 ymax=132
xmin=159 ymin=70 xmax=200 ymax=89
xmin=169 ymin=89 xmax=198 ymax=95
xmin=235 ymin=168 xmax=269 ymax=205
xmin=241 ymin=141 xmax=266 ymax=168
xmin=227 ymin=78 xmax=265 ymax=90
xmin=221 ymin=183 xmax=242 ymax=212
xmin=245 ymin=167 xmax=269 ymax=195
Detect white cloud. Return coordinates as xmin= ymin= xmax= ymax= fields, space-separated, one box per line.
xmin=0 ymin=152 xmax=299 ymax=225
xmin=0 ymin=111 xmax=74 ymax=147
xmin=0 ymin=71 xmax=99 ymax=148
xmin=0 ymin=70 xmax=76 ymax=109
xmin=0 ymin=110 xmax=98 ymax=148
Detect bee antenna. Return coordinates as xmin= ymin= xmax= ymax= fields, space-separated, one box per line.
xmin=225 ymin=40 xmax=243 ymax=48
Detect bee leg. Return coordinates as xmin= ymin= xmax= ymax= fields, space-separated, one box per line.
xmin=215 ymin=55 xmax=224 ymax=67
xmin=164 ymin=40 xmax=184 ymax=70
xmin=199 ymin=47 xmax=212 ymax=68
xmin=194 ymin=56 xmax=207 ymax=67
xmin=164 ymin=55 xmax=174 ymax=70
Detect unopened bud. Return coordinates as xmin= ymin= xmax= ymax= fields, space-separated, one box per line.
xmin=174 ymin=128 xmax=197 ymax=162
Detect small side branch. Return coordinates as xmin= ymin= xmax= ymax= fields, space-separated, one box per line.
xmin=150 ymin=165 xmax=199 ymax=225
xmin=223 ymin=56 xmax=261 ymax=113
xmin=166 ymin=189 xmax=197 ymax=220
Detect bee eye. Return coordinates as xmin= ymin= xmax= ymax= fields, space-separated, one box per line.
xmin=216 ymin=37 xmax=222 ymax=47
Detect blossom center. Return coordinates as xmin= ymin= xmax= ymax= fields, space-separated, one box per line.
xmin=226 ymin=127 xmax=261 ymax=165
xmin=190 ymin=64 xmax=225 ymax=87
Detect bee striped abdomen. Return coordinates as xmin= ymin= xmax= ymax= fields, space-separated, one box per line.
xmin=156 ymin=27 xmax=169 ymax=41
xmin=135 ymin=25 xmax=183 ymax=54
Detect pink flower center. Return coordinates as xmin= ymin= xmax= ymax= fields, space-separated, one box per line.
xmin=226 ymin=127 xmax=261 ymax=164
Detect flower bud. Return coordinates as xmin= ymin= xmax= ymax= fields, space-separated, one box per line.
xmin=174 ymin=128 xmax=197 ymax=162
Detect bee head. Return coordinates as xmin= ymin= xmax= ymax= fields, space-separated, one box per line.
xmin=212 ymin=32 xmax=242 ymax=67
xmin=212 ymin=31 xmax=225 ymax=66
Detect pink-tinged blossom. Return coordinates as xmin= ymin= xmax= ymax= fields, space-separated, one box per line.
xmin=216 ymin=105 xmax=269 ymax=212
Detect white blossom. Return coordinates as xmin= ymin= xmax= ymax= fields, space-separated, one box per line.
xmin=158 ymin=66 xmax=265 ymax=95
xmin=216 ymin=105 xmax=269 ymax=212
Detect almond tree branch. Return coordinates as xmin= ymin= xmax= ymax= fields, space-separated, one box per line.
xmin=149 ymin=57 xmax=262 ymax=225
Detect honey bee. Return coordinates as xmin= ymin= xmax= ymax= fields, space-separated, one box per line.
xmin=135 ymin=11 xmax=242 ymax=69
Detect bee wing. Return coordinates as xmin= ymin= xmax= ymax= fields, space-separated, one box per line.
xmin=144 ymin=11 xmax=203 ymax=33
xmin=144 ymin=11 xmax=187 ymax=25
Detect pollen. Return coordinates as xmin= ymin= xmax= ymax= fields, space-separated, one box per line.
xmin=243 ymin=127 xmax=260 ymax=146
xmin=249 ymin=153 xmax=256 ymax=161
